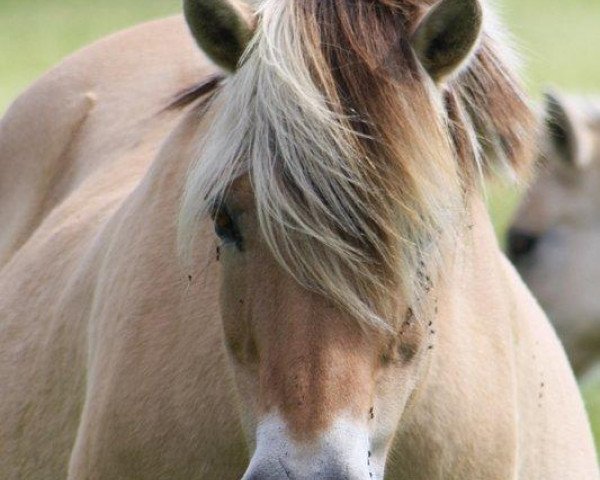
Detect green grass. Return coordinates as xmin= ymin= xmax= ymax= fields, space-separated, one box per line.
xmin=583 ymin=373 xmax=600 ymax=448
xmin=2 ymin=0 xmax=600 ymax=452
xmin=503 ymin=0 xmax=600 ymax=94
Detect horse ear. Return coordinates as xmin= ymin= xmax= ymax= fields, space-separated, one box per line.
xmin=184 ymin=0 xmax=256 ymax=72
xmin=411 ymin=0 xmax=483 ymax=82
xmin=544 ymin=90 xmax=593 ymax=168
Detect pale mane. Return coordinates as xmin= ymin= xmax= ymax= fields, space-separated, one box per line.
xmin=179 ymin=0 xmax=535 ymax=330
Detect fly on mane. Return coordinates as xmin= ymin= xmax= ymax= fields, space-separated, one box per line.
xmin=179 ymin=0 xmax=536 ymax=331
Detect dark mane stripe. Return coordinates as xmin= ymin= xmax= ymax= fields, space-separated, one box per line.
xmin=165 ymin=73 xmax=224 ymax=111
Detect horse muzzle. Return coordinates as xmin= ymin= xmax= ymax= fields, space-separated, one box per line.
xmin=241 ymin=414 xmax=383 ymax=480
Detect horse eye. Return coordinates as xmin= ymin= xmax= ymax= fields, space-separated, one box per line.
xmin=213 ymin=207 xmax=243 ymax=250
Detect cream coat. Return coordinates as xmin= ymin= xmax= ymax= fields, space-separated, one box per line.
xmin=0 ymin=17 xmax=597 ymax=480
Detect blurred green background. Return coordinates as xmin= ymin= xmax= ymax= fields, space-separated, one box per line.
xmin=2 ymin=0 xmax=600 ymax=451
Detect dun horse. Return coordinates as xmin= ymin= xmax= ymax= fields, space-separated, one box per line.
xmin=0 ymin=0 xmax=597 ymax=478
xmin=509 ymin=91 xmax=600 ymax=379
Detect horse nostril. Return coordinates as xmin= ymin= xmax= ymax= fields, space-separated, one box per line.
xmin=507 ymin=228 xmax=539 ymax=261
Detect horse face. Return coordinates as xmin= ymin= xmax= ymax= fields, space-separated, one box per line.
xmin=508 ymin=92 xmax=600 ymax=374
xmin=186 ymin=0 xmax=486 ymax=475
xmin=210 ymin=177 xmax=427 ymax=479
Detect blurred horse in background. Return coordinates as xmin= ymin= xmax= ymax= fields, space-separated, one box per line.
xmin=509 ymin=91 xmax=600 ymax=380
xmin=0 ymin=0 xmax=597 ymax=478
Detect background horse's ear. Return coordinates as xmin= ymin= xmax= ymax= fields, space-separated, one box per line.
xmin=544 ymin=90 xmax=594 ymax=168
xmin=184 ymin=0 xmax=255 ymax=72
xmin=411 ymin=0 xmax=483 ymax=83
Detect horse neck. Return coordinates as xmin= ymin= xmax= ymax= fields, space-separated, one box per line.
xmin=440 ymin=192 xmax=509 ymax=313
xmin=466 ymin=193 xmax=503 ymax=262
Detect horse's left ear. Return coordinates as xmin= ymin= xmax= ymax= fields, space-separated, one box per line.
xmin=184 ymin=0 xmax=256 ymax=72
xmin=411 ymin=0 xmax=483 ymax=83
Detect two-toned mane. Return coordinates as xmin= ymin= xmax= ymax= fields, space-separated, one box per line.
xmin=180 ymin=0 xmax=535 ymax=329
xmin=0 ymin=0 xmax=597 ymax=479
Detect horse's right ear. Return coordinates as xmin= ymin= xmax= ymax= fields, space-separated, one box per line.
xmin=184 ymin=0 xmax=256 ymax=72
xmin=544 ymin=90 xmax=593 ymax=169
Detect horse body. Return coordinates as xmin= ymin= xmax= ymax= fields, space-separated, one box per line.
xmin=0 ymin=17 xmax=246 ymax=479
xmin=0 ymin=6 xmax=597 ymax=480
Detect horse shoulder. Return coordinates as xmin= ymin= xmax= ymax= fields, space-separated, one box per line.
xmin=0 ymin=16 xmax=216 ymax=267
xmin=0 ymin=16 xmax=225 ymax=478
xmin=0 ymin=70 xmax=96 ymax=266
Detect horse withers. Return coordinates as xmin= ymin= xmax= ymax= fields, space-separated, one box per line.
xmin=509 ymin=91 xmax=600 ymax=379
xmin=0 ymin=0 xmax=597 ymax=478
